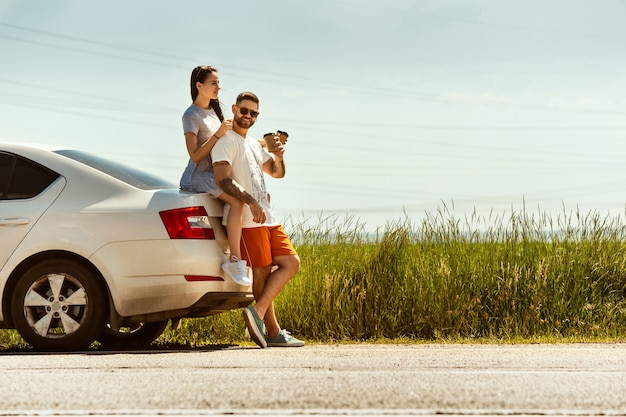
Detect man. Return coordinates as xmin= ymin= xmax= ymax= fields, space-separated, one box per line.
xmin=211 ymin=91 xmax=303 ymax=348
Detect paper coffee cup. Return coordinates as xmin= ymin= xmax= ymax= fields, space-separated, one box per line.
xmin=263 ymin=132 xmax=278 ymax=152
xmin=276 ymin=130 xmax=289 ymax=144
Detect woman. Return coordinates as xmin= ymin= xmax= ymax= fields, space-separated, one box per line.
xmin=179 ymin=65 xmax=249 ymax=286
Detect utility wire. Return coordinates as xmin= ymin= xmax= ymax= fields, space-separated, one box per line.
xmin=2 ymin=22 xmax=626 ymax=116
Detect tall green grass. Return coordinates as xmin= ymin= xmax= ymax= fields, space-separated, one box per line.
xmin=276 ymin=206 xmax=626 ymax=342
xmin=2 ymin=205 xmax=626 ymax=348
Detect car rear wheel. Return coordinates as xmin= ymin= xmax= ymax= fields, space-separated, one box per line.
xmin=10 ymin=259 xmax=107 ymax=351
xmin=98 ymin=320 xmax=169 ymax=349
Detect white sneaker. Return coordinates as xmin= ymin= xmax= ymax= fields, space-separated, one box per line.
xmin=221 ymin=257 xmax=251 ymax=286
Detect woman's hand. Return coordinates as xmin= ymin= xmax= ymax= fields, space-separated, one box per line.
xmin=216 ymin=119 xmax=233 ymax=138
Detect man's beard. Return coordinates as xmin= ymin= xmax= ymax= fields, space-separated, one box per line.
xmin=234 ymin=115 xmax=256 ymax=129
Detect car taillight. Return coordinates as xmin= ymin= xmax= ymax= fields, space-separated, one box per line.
xmin=184 ymin=275 xmax=224 ymax=282
xmin=159 ymin=206 xmax=216 ymax=239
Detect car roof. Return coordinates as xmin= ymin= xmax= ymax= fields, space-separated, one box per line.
xmin=1 ymin=141 xmax=67 ymax=154
xmin=1 ymin=142 xmax=177 ymax=190
xmin=1 ymin=142 xmax=79 ymax=171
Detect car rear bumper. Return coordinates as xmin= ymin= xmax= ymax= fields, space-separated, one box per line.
xmin=91 ymin=240 xmax=252 ymax=317
xmin=120 ymin=291 xmax=255 ymax=323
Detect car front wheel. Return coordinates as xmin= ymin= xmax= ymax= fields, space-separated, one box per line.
xmin=10 ymin=259 xmax=107 ymax=351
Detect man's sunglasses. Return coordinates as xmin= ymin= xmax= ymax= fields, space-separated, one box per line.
xmin=237 ymin=106 xmax=259 ymax=118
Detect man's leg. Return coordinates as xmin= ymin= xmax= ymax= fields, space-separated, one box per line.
xmin=252 ymin=254 xmax=300 ymax=337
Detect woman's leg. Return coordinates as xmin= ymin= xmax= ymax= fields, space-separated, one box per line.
xmin=218 ymin=193 xmax=244 ymax=260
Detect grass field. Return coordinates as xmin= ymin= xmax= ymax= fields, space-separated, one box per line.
xmin=2 ymin=205 xmax=626 ymax=349
xmin=271 ymin=207 xmax=626 ymax=342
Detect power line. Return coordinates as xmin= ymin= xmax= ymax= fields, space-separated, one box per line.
xmin=1 ymin=100 xmax=176 ymax=130
xmin=0 ymin=78 xmax=178 ymax=114
xmin=0 ymin=22 xmax=193 ymax=61
xmin=285 ymin=120 xmax=626 ymax=131
xmin=3 ymin=22 xmax=626 ymax=117
xmin=0 ymin=33 xmax=184 ymax=68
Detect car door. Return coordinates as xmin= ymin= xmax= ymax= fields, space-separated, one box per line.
xmin=0 ymin=152 xmax=64 ymax=271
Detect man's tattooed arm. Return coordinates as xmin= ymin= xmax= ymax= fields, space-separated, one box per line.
xmin=265 ymin=157 xmax=285 ymax=178
xmin=213 ymin=160 xmax=267 ymax=224
xmin=219 ymin=178 xmax=256 ymax=204
xmin=273 ymin=159 xmax=286 ymax=177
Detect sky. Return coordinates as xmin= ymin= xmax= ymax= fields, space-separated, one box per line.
xmin=1 ymin=0 xmax=625 ymax=233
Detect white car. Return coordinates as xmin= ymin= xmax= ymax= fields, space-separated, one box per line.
xmin=0 ymin=143 xmax=253 ymax=351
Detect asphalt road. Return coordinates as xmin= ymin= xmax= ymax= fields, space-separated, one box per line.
xmin=0 ymin=343 xmax=625 ymax=416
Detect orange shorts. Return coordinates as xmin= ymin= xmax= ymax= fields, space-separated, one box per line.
xmin=240 ymin=225 xmax=297 ymax=268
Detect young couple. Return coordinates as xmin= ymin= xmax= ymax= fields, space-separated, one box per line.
xmin=179 ymin=65 xmax=303 ymax=348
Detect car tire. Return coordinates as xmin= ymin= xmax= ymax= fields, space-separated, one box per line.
xmin=10 ymin=259 xmax=108 ymax=351
xmin=98 ymin=320 xmax=169 ymax=350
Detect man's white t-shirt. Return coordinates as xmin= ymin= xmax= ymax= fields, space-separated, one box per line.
xmin=211 ymin=130 xmax=278 ymax=228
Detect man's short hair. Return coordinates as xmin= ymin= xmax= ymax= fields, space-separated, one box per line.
xmin=236 ymin=91 xmax=259 ymax=105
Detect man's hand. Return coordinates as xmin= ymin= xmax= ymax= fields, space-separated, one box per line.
xmin=272 ymin=140 xmax=285 ymax=159
xmin=263 ymin=141 xmax=286 ymax=178
xmin=249 ymin=201 xmax=267 ymax=224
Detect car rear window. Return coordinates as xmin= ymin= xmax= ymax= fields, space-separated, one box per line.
xmin=0 ymin=152 xmax=61 ymax=200
xmin=55 ymin=150 xmax=177 ymax=190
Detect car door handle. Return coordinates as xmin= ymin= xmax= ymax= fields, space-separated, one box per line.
xmin=0 ymin=218 xmax=30 ymax=225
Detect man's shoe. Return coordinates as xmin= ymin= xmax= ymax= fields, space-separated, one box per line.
xmin=265 ymin=329 xmax=305 ymax=347
xmin=222 ymin=257 xmax=251 ymax=286
xmin=243 ymin=307 xmax=267 ymax=348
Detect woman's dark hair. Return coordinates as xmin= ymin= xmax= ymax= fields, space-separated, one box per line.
xmin=190 ymin=65 xmax=224 ymax=122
